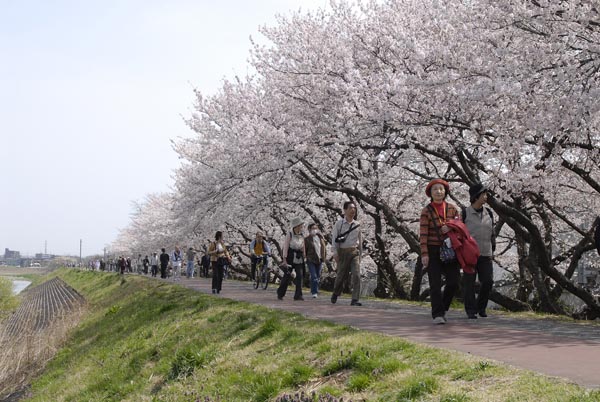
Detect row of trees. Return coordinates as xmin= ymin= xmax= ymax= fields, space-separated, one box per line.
xmin=113 ymin=0 xmax=600 ymax=318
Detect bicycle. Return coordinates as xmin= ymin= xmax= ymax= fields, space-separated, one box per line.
xmin=253 ymin=254 xmax=270 ymax=290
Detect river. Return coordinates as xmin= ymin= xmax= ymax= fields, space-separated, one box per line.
xmin=11 ymin=279 xmax=31 ymax=295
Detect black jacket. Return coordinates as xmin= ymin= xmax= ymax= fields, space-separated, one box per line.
xmin=160 ymin=253 xmax=170 ymax=267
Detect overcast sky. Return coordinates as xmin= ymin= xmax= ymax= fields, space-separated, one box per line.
xmin=0 ymin=0 xmax=329 ymax=257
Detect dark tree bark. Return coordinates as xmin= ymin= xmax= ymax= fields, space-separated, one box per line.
xmin=368 ymin=208 xmax=409 ymax=299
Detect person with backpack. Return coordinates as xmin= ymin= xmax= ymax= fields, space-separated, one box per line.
xmin=331 ymin=201 xmax=363 ymax=306
xmin=419 ymin=179 xmax=462 ymax=324
xmin=462 ymin=183 xmax=495 ymax=319
xmin=249 ymin=232 xmax=271 ymax=280
xmin=208 ymin=231 xmax=231 ymax=294
xmin=277 ymin=217 xmax=306 ymax=301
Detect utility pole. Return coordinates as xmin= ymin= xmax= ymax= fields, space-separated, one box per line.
xmin=79 ymin=239 xmax=82 ymax=266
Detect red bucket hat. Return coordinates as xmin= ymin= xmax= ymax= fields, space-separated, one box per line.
xmin=425 ymin=179 xmax=450 ymax=197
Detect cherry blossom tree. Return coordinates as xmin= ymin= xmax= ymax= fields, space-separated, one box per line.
xmin=112 ymin=193 xmax=184 ymax=255
xmin=116 ymin=0 xmax=600 ymax=317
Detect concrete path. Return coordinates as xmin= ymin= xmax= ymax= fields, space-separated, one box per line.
xmin=169 ymin=276 xmax=600 ymax=389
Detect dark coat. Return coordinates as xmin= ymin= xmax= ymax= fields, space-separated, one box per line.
xmin=304 ymin=234 xmax=327 ymax=264
xmin=159 ymin=252 xmax=170 ymax=267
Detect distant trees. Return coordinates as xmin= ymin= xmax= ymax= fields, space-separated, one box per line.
xmin=115 ymin=0 xmax=600 ymax=318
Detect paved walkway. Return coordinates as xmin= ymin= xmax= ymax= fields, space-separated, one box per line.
xmin=168 ymin=276 xmax=600 ymax=389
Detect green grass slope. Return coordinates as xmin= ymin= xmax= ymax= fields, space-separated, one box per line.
xmin=24 ymin=269 xmax=600 ymax=402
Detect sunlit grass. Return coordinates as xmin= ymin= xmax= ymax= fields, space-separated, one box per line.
xmin=16 ymin=269 xmax=600 ymax=401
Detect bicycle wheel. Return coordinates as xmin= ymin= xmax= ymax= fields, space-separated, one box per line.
xmin=253 ymin=262 xmax=261 ymax=289
xmin=261 ymin=267 xmax=269 ymax=290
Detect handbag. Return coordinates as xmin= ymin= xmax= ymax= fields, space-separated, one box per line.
xmin=439 ymin=238 xmax=457 ymax=263
xmin=428 ymin=205 xmax=456 ymax=264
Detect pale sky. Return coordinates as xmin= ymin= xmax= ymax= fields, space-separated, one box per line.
xmin=0 ymin=0 xmax=329 ymax=257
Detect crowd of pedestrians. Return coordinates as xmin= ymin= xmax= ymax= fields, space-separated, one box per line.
xmin=264 ymin=179 xmax=496 ymax=322
xmin=88 ymin=247 xmax=210 ymax=281
xmin=82 ymin=179 xmax=503 ymax=324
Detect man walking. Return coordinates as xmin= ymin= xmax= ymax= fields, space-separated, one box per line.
xmin=331 ymin=201 xmax=363 ymax=306
xmin=159 ymin=248 xmax=169 ymax=279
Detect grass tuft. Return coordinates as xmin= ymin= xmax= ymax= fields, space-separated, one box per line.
xmin=244 ymin=316 xmax=283 ymax=346
xmin=392 ymin=375 xmax=438 ymax=400
xmin=281 ymin=363 xmax=315 ymax=388
xmin=168 ymin=347 xmax=214 ymax=381
xmin=347 ymin=372 xmax=371 ymax=391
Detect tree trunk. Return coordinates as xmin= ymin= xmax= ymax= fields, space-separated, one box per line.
xmin=411 ymin=258 xmax=425 ymax=301
xmin=489 ymin=289 xmax=530 ymax=312
xmin=369 ymin=209 xmax=409 ymax=299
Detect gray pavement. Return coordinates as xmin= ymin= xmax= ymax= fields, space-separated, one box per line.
xmin=167 ymin=276 xmax=600 ymax=389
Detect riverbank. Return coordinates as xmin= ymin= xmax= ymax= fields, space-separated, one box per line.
xmin=11 ymin=269 xmax=599 ymax=401
xmin=0 ymin=267 xmax=52 ymax=276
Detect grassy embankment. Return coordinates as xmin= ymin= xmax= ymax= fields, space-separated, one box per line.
xmin=0 ymin=277 xmax=19 ymax=321
xmin=21 ymin=269 xmax=600 ymax=401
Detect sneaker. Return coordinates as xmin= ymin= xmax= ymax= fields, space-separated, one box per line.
xmin=433 ymin=316 xmax=446 ymax=325
xmin=277 ymin=296 xmax=283 ymax=300
xmin=468 ymin=314 xmax=478 ymax=319
xmin=330 ymin=294 xmax=338 ymax=304
xmin=479 ymin=311 xmax=488 ymax=317
xmin=212 ymin=289 xmax=216 ymax=294
xmin=350 ymin=300 xmax=362 ymax=306
xmin=312 ymin=294 xmax=318 ymax=299
xmin=294 ymin=296 xmax=304 ymax=301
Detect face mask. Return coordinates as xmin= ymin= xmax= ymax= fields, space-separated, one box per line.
xmin=311 ymin=229 xmax=318 ymax=236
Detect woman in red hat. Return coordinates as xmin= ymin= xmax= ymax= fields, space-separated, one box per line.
xmin=419 ymin=179 xmax=461 ymax=324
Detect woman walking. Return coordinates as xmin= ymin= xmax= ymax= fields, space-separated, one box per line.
xmin=277 ymin=217 xmax=306 ymax=301
xmin=419 ymin=179 xmax=462 ymax=324
xmin=208 ymin=231 xmax=231 ymax=294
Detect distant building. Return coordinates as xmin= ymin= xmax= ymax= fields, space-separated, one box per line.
xmin=4 ymin=248 xmax=20 ymax=259
xmin=35 ymin=253 xmax=55 ymax=260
